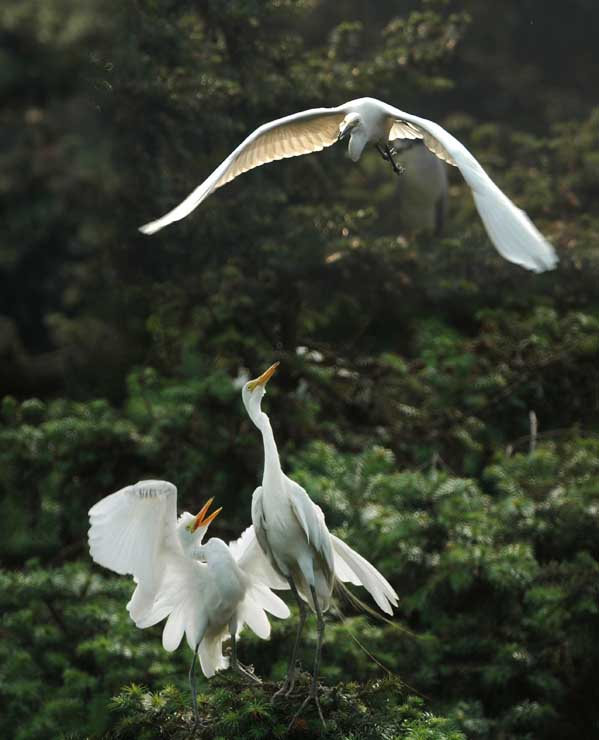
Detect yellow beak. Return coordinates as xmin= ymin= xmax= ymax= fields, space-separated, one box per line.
xmin=247 ymin=362 xmax=279 ymax=392
xmin=190 ymin=497 xmax=222 ymax=533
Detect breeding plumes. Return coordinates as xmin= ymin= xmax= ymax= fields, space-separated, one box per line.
xmin=139 ymin=96 xmax=557 ymax=273
xmin=241 ymin=363 xmax=398 ymax=726
xmin=88 ymin=480 xmax=290 ymax=720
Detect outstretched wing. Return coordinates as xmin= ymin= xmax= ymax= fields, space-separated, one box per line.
xmin=331 ymin=534 xmax=398 ymax=616
xmin=139 ymin=107 xmax=346 ymax=234
xmin=384 ymin=104 xmax=557 ymax=273
xmin=88 ymin=480 xmax=179 ymax=595
xmin=229 ymin=524 xmax=289 ymax=590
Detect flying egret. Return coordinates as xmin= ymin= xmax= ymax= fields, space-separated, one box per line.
xmin=88 ymin=480 xmax=290 ymax=720
xmin=241 ymin=363 xmax=399 ymax=725
xmin=139 ymin=96 xmax=557 ymax=273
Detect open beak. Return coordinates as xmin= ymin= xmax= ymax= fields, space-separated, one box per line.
xmin=247 ymin=361 xmax=279 ymax=392
xmin=190 ymin=497 xmax=222 ymax=533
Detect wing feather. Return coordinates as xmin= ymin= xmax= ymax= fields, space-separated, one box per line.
xmin=88 ymin=480 xmax=179 ymax=594
xmin=237 ymin=594 xmax=271 ymax=640
xmin=162 ymin=604 xmax=187 ymax=652
xmin=139 ymin=107 xmax=346 ymax=234
xmin=229 ymin=524 xmax=289 ymax=590
xmin=389 ymin=120 xmax=423 ymax=143
xmin=250 ymin=487 xmax=272 ymax=559
xmin=384 ymin=104 xmax=557 ymax=272
xmin=331 ymin=534 xmax=398 ymax=615
xmin=136 ymin=552 xmax=212 ymax=651
xmin=236 ymin=581 xmax=290 ymax=639
xmin=247 ymin=581 xmax=291 ymax=619
xmin=284 ymin=475 xmax=335 ymax=579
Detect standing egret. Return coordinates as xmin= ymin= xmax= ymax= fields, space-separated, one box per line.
xmin=241 ymin=364 xmax=398 ymax=725
xmin=88 ymin=480 xmax=290 ymax=720
xmin=139 ymin=96 xmax=557 ymax=273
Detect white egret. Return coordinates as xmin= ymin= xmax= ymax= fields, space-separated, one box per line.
xmin=88 ymin=480 xmax=290 ymax=720
xmin=241 ymin=363 xmax=399 ymax=725
xmin=139 ymin=96 xmax=557 ymax=273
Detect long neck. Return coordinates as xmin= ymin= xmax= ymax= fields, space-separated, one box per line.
xmin=255 ymin=411 xmax=284 ymax=487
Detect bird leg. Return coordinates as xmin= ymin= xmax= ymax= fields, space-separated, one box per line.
xmin=376 ymin=143 xmax=390 ymax=161
xmin=229 ymin=622 xmax=261 ymax=684
xmin=189 ymin=644 xmax=200 ymax=725
xmin=384 ymin=144 xmax=406 ymax=176
xmin=272 ymin=578 xmax=307 ymax=702
xmin=288 ymin=586 xmax=326 ymax=730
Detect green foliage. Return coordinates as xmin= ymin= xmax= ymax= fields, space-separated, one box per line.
xmin=108 ymin=674 xmax=465 ymax=740
xmin=287 ymin=439 xmax=599 ymax=738
xmin=0 ymin=561 xmax=187 ymax=739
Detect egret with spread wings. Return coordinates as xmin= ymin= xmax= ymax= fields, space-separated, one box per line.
xmin=241 ymin=364 xmax=399 ymax=726
xmin=88 ymin=480 xmax=290 ymax=720
xmin=139 ymin=96 xmax=557 ymax=273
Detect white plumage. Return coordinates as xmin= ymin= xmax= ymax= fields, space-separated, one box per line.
xmin=241 ymin=363 xmax=398 ymax=724
xmin=88 ymin=480 xmax=290 ymax=714
xmin=139 ymin=97 xmax=557 ymax=273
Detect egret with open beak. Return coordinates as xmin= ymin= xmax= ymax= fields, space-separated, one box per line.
xmin=88 ymin=480 xmax=290 ymax=722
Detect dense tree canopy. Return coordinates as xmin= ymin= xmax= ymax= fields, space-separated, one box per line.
xmin=1 ymin=1 xmax=598 ymax=738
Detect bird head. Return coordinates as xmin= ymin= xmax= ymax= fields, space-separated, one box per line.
xmin=178 ymin=497 xmax=222 ymax=549
xmin=338 ymin=112 xmax=361 ymax=142
xmin=338 ymin=112 xmax=368 ymax=161
xmin=241 ymin=362 xmax=279 ymax=426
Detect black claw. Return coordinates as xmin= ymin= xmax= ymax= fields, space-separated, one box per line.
xmin=376 ymin=144 xmax=390 ymax=161
xmin=383 ymin=144 xmax=406 ymax=176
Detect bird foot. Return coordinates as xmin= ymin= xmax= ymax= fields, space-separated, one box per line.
xmin=391 ymin=159 xmax=406 ymax=176
xmin=233 ymin=661 xmax=262 ymax=684
xmin=288 ymin=690 xmax=326 ymax=730
xmin=272 ymin=660 xmax=301 ymax=703
xmin=271 ymin=681 xmax=290 ymax=704
xmin=381 ymin=144 xmax=405 ymax=175
xmin=376 ymin=144 xmax=390 ymax=161
xmin=189 ymin=703 xmax=203 ymax=733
